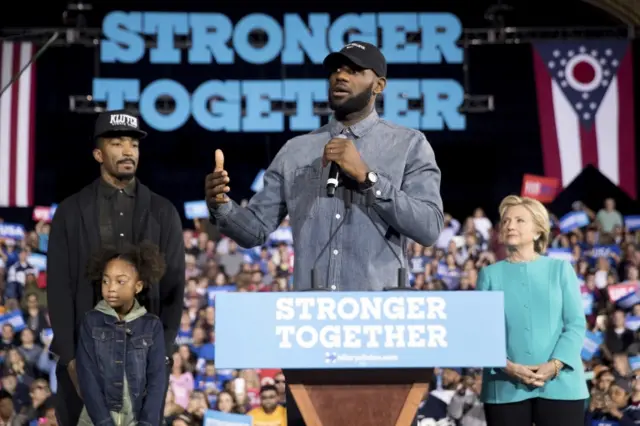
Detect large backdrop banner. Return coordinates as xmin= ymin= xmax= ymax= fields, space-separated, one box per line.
xmin=95 ymin=11 xmax=468 ymax=134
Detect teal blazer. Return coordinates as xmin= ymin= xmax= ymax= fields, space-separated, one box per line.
xmin=477 ymin=256 xmax=589 ymax=404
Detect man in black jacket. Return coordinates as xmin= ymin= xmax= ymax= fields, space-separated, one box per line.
xmin=47 ymin=110 xmax=185 ymax=425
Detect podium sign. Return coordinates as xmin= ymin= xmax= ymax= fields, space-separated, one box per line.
xmin=215 ymin=291 xmax=506 ymax=369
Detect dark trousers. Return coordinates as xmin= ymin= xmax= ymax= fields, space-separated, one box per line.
xmin=484 ymin=397 xmax=585 ymax=426
xmin=54 ymin=365 xmax=83 ymax=426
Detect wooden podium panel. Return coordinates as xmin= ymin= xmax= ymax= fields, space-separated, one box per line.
xmin=285 ymin=368 xmax=431 ymax=426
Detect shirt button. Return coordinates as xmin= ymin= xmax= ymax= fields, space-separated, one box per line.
xmin=119 ymin=190 xmax=124 ymax=193
xmin=332 ymin=249 xmax=339 ymax=255
xmin=330 ymin=285 xmax=337 ymax=290
xmin=335 ymin=214 xmax=341 ymax=219
xmin=120 ymin=212 xmax=124 ymax=216
xmin=120 ymin=233 xmax=124 ymax=237
xmin=375 ymin=190 xmax=381 ymax=196
xmin=524 ymin=304 xmax=528 ymax=308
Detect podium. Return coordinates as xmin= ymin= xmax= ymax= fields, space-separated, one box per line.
xmin=215 ymin=291 xmax=505 ymax=426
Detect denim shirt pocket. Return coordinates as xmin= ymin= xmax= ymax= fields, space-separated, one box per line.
xmin=289 ymin=166 xmax=322 ymax=220
xmin=91 ymin=327 xmax=115 ymax=372
xmin=128 ymin=334 xmax=153 ymax=396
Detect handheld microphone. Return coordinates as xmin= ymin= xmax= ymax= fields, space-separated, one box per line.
xmin=326 ymin=134 xmax=348 ymax=197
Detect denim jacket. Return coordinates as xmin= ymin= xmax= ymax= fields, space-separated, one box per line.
xmin=76 ymin=300 xmax=166 ymax=426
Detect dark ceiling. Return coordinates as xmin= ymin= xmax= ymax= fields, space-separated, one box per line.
xmin=0 ymin=0 xmax=626 ymax=30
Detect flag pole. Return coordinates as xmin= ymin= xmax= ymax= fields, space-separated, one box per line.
xmin=0 ymin=32 xmax=59 ymax=98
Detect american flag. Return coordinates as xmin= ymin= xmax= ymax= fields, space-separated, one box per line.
xmin=0 ymin=42 xmax=36 ymax=207
xmin=532 ymin=40 xmax=635 ymax=198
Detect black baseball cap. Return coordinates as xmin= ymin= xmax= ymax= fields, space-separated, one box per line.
xmin=93 ymin=109 xmax=147 ymax=140
xmin=323 ymin=41 xmax=387 ymax=77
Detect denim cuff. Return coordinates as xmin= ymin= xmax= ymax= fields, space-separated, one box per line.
xmin=209 ymin=201 xmax=233 ymax=220
xmin=371 ymin=171 xmax=393 ymax=202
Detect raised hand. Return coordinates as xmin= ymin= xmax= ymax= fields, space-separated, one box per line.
xmin=322 ymin=137 xmax=369 ymax=183
xmin=205 ymin=149 xmax=231 ymax=207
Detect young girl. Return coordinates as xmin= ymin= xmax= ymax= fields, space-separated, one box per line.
xmin=76 ymin=241 xmax=167 ymax=426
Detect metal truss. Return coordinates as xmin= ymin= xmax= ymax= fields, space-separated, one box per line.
xmin=68 ymin=93 xmax=494 ymax=116
xmin=461 ymin=25 xmax=636 ymax=45
xmin=1 ymin=25 xmax=636 ymax=47
xmin=2 ymin=24 xmax=635 ymax=116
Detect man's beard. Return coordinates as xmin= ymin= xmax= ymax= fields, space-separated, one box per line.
xmin=114 ymin=160 xmax=136 ymax=180
xmin=329 ymin=84 xmax=374 ymax=120
xmin=115 ymin=171 xmax=135 ymax=180
xmin=113 ymin=167 xmax=136 ymax=181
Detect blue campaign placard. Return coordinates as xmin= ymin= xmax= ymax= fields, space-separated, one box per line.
xmin=215 ymin=291 xmax=506 ymax=369
xmin=0 ymin=223 xmax=25 ymax=240
xmin=203 ymin=410 xmax=251 ymax=426
xmin=184 ymin=200 xmax=209 ymax=220
xmin=0 ymin=311 xmax=25 ymax=332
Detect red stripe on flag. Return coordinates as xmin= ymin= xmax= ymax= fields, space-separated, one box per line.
xmin=28 ymin=47 xmax=36 ymax=205
xmin=579 ymin=124 xmax=598 ymax=168
xmin=532 ymin=49 xmax=562 ymax=182
xmin=617 ymin=46 xmax=636 ymax=198
xmin=0 ymin=42 xmax=36 ymax=208
xmin=8 ymin=43 xmax=20 ymax=207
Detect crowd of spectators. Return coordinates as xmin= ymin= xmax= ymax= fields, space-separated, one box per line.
xmin=1 ymin=196 xmax=640 ymax=425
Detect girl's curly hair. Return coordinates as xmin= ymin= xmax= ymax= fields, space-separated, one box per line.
xmin=86 ymin=240 xmax=166 ymax=287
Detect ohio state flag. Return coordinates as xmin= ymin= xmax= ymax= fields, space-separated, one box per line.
xmin=532 ymin=40 xmax=635 ymax=198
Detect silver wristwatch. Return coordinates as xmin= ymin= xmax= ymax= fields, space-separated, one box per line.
xmin=362 ymin=171 xmax=378 ymax=189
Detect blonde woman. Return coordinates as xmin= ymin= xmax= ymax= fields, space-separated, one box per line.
xmin=478 ymin=195 xmax=588 ymax=426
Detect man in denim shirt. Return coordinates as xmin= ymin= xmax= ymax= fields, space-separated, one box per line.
xmin=205 ymin=41 xmax=444 ymax=292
